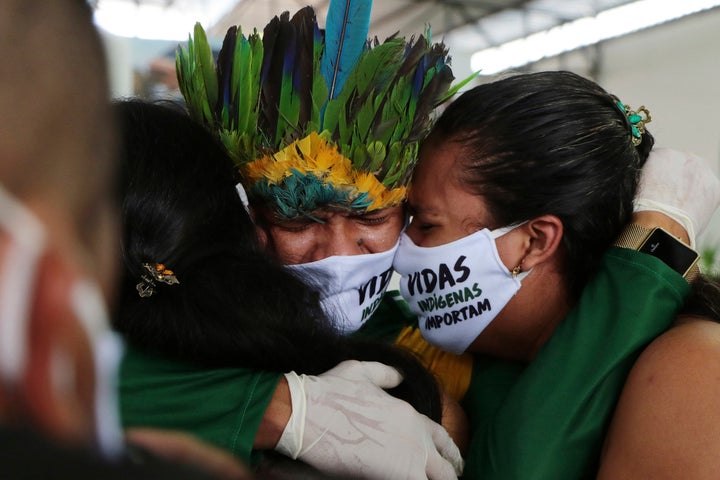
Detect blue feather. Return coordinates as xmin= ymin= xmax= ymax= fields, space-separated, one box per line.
xmin=320 ymin=0 xmax=372 ymax=100
xmin=412 ymin=53 xmax=428 ymax=98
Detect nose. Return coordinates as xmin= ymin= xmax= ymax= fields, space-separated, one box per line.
xmin=310 ymin=221 xmax=363 ymax=261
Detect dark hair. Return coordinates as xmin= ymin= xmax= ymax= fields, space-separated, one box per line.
xmin=113 ymin=99 xmax=441 ymax=420
xmin=680 ymin=275 xmax=720 ymax=322
xmin=428 ymin=71 xmax=654 ymax=297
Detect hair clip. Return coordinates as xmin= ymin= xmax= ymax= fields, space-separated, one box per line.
xmin=136 ymin=263 xmax=180 ymax=298
xmin=615 ymin=101 xmax=652 ymax=146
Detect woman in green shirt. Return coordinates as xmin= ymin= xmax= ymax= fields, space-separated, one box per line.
xmin=392 ymin=70 xmax=719 ymax=479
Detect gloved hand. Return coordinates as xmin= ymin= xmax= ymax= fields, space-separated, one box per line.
xmin=635 ymin=147 xmax=720 ymax=247
xmin=275 ymin=360 xmax=463 ymax=480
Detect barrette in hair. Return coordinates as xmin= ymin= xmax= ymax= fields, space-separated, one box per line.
xmin=616 ymin=101 xmax=652 ymax=146
xmin=136 ymin=263 xmax=180 ymax=298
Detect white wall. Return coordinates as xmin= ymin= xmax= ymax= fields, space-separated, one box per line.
xmin=448 ymin=7 xmax=720 ymax=251
xmin=600 ymin=9 xmax=720 ymax=251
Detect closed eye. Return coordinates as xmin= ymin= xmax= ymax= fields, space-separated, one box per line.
xmin=357 ymin=214 xmax=389 ymax=226
xmin=272 ymin=219 xmax=315 ymax=232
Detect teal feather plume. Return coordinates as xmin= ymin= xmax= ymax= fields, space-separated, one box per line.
xmin=252 ymin=170 xmax=370 ymax=218
xmin=320 ymin=0 xmax=372 ymax=101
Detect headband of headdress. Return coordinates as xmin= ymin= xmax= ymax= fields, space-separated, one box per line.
xmin=176 ymin=0 xmax=474 ymax=219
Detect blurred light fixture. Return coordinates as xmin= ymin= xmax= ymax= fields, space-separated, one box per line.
xmin=93 ymin=0 xmax=237 ymax=40
xmin=471 ymin=0 xmax=720 ymax=74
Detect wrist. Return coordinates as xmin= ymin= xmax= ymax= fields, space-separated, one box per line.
xmin=254 ymin=376 xmax=293 ymax=450
xmin=274 ymin=372 xmax=307 ymax=459
xmin=631 ymin=211 xmax=690 ymax=245
xmin=614 ymin=222 xmax=700 ymax=283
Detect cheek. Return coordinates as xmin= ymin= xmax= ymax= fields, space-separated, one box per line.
xmin=405 ymin=221 xmax=470 ymax=248
xmin=405 ymin=222 xmax=426 ymax=245
xmin=264 ymin=227 xmax=317 ymax=264
xmin=255 ymin=224 xmax=269 ymax=249
xmin=492 ymin=234 xmax=522 ymax=272
xmin=361 ymin=217 xmax=404 ymax=252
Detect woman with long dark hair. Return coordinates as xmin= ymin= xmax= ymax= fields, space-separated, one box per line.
xmin=392 ymin=70 xmax=720 ymax=479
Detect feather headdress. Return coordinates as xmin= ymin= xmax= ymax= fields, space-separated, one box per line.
xmin=177 ymin=0 xmax=474 ymax=219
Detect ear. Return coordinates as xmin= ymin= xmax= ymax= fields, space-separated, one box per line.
xmin=516 ymin=215 xmax=564 ymax=271
xmin=254 ymin=221 xmax=269 ymax=250
xmin=21 ymin=251 xmax=96 ymax=446
xmin=245 ymin=202 xmax=258 ymax=224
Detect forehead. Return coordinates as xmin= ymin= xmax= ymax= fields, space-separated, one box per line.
xmin=262 ymin=204 xmax=405 ymax=223
xmin=409 ymin=140 xmax=493 ymax=225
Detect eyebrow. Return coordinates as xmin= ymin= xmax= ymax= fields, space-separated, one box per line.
xmin=407 ymin=201 xmax=442 ymax=219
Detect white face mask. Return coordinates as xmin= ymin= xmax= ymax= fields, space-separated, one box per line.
xmin=392 ymin=226 xmax=529 ymax=354
xmin=0 ymin=183 xmax=124 ymax=458
xmin=285 ymin=240 xmax=399 ymax=334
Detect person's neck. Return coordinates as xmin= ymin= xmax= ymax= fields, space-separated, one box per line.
xmin=469 ymin=265 xmax=572 ymax=363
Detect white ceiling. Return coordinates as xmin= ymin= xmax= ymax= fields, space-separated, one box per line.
xmin=93 ymin=0 xmax=634 ymax=47
xmin=207 ymin=0 xmax=636 ymax=49
xmin=92 ymin=0 xmax=719 ymax=76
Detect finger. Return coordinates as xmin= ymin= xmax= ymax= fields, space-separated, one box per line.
xmin=329 ymin=359 xmax=403 ymax=389
xmin=356 ymin=360 xmax=404 ymax=389
xmin=426 ymin=418 xmax=464 ymax=476
xmin=425 ymin=449 xmax=460 ymax=480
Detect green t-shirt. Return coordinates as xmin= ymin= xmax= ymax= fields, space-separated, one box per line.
xmin=120 ymin=348 xmax=281 ymax=463
xmin=461 ymin=248 xmax=690 ymax=479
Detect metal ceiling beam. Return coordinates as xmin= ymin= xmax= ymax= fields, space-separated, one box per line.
xmin=370 ymin=0 xmax=534 ymax=36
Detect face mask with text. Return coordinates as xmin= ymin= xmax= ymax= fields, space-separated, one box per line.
xmin=393 ymin=226 xmax=528 ymax=353
xmin=286 ymin=240 xmax=399 ymax=334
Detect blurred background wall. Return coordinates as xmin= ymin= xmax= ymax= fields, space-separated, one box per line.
xmin=96 ymin=1 xmax=720 ymax=262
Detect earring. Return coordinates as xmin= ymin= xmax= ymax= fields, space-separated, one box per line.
xmin=357 ymin=238 xmax=364 ymax=246
xmin=511 ymin=264 xmax=522 ymax=278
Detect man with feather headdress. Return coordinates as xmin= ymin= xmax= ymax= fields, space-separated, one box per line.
xmin=177 ymin=0 xmax=477 ymax=395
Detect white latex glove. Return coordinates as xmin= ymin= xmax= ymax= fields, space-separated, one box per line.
xmin=275 ymin=360 xmax=463 ymax=480
xmin=635 ymin=147 xmax=720 ymax=247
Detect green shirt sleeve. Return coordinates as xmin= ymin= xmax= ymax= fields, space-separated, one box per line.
xmin=119 ymin=346 xmax=282 ymax=463
xmin=463 ymin=248 xmax=691 ymax=480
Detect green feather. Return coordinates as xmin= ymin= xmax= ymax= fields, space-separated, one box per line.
xmin=276 ymin=71 xmax=300 ymax=145
xmin=437 ymin=70 xmax=479 ymax=106
xmin=176 ymin=26 xmax=215 ymax=128
xmin=236 ymin=31 xmax=263 ymax=158
xmin=230 ymin=27 xmax=245 ymax=130
xmin=193 ymin=24 xmax=217 ymax=124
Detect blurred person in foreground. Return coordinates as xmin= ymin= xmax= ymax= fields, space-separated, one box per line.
xmin=0 ymin=1 xmax=249 ymax=478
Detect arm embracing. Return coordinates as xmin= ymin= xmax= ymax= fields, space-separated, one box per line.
xmin=598 ymin=319 xmax=720 ymax=480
